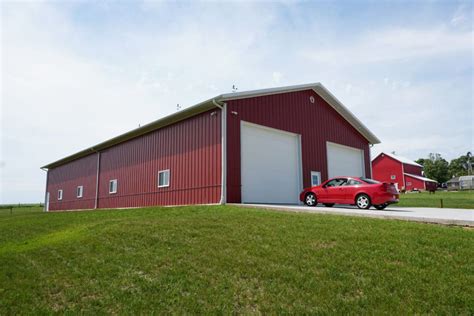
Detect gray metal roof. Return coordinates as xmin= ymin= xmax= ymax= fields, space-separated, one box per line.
xmin=42 ymin=82 xmax=380 ymax=169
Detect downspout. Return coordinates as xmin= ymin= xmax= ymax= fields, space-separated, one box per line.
xmin=368 ymin=144 xmax=373 ymax=178
xmin=40 ymin=167 xmax=49 ymax=212
xmin=92 ymin=148 xmax=101 ymax=209
xmin=401 ymin=163 xmax=406 ymax=191
xmin=212 ymin=99 xmax=227 ymax=205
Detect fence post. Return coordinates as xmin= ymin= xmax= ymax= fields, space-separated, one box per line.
xmin=440 ymin=199 xmax=444 ymax=208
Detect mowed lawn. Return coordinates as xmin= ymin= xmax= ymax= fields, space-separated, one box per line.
xmin=396 ymin=190 xmax=474 ymax=209
xmin=0 ymin=206 xmax=472 ymax=314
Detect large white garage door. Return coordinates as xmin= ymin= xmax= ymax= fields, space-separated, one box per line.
xmin=327 ymin=142 xmax=365 ymax=178
xmin=241 ymin=122 xmax=301 ymax=204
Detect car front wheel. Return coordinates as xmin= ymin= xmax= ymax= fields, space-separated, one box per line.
xmin=374 ymin=203 xmax=387 ymax=210
xmin=305 ymin=193 xmax=317 ymax=207
xmin=355 ymin=194 xmax=371 ymax=209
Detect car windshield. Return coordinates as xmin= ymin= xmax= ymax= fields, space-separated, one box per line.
xmin=360 ymin=177 xmax=380 ymax=184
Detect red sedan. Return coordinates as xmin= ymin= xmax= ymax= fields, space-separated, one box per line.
xmin=299 ymin=177 xmax=399 ymax=210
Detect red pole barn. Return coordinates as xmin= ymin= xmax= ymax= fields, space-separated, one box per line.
xmin=41 ymin=83 xmax=380 ymax=211
xmin=371 ymin=152 xmax=438 ymax=191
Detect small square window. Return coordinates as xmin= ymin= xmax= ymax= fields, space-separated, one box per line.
xmin=58 ymin=189 xmax=63 ymax=201
xmin=158 ymin=170 xmax=170 ymax=188
xmin=77 ymin=186 xmax=83 ymax=198
xmin=391 ymin=175 xmax=396 ymax=180
xmin=109 ymin=179 xmax=117 ymax=194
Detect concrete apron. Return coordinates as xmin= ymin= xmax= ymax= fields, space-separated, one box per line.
xmin=230 ymin=203 xmax=474 ymax=227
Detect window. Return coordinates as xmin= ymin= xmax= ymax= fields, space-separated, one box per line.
xmin=391 ymin=175 xmax=396 ymax=180
xmin=311 ymin=171 xmax=321 ymax=186
xmin=158 ymin=170 xmax=170 ymax=187
xmin=57 ymin=189 xmax=63 ymax=201
xmin=76 ymin=186 xmax=83 ymax=198
xmin=346 ymin=179 xmax=362 ymax=186
xmin=109 ymin=179 xmax=117 ymax=194
xmin=324 ymin=178 xmax=347 ymax=187
xmin=360 ymin=177 xmax=380 ymax=184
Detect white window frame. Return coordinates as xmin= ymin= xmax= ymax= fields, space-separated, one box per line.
xmin=311 ymin=171 xmax=321 ymax=186
xmin=57 ymin=189 xmax=63 ymax=201
xmin=109 ymin=179 xmax=118 ymax=194
xmin=158 ymin=169 xmax=170 ymax=188
xmin=76 ymin=185 xmax=83 ymax=198
xmin=391 ymin=175 xmax=396 ymax=180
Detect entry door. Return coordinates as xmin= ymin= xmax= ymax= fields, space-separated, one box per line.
xmin=241 ymin=122 xmax=302 ymax=204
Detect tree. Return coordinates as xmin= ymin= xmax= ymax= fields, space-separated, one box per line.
xmin=416 ymin=153 xmax=449 ymax=183
xmin=448 ymin=152 xmax=473 ymax=177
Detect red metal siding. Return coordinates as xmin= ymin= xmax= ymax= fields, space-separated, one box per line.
xmin=47 ymin=154 xmax=97 ymax=211
xmin=404 ymin=174 xmax=425 ymax=191
xmin=226 ymin=90 xmax=372 ymax=203
xmin=372 ymin=155 xmax=404 ymax=189
xmin=47 ymin=110 xmax=221 ymax=210
xmin=403 ymin=163 xmax=423 ymax=176
xmin=97 ymin=110 xmax=221 ymax=209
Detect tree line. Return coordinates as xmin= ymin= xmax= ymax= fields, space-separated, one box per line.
xmin=415 ymin=152 xmax=473 ymax=183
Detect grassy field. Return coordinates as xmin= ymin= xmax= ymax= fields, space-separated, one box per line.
xmin=396 ymin=190 xmax=474 ymax=209
xmin=0 ymin=205 xmax=472 ymax=314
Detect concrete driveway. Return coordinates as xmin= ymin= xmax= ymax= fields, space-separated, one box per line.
xmin=234 ymin=204 xmax=474 ymax=226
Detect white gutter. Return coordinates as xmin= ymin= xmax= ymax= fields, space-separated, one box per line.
xmin=212 ymin=99 xmax=227 ymax=205
xmin=40 ymin=167 xmax=49 ymax=212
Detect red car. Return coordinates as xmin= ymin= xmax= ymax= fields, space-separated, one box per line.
xmin=299 ymin=177 xmax=399 ymax=210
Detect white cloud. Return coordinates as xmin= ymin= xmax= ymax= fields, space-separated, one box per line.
xmin=451 ymin=4 xmax=469 ymax=27
xmin=301 ymin=27 xmax=472 ymax=66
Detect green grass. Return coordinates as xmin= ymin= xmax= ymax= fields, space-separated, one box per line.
xmin=0 ymin=205 xmax=43 ymax=217
xmin=396 ymin=190 xmax=474 ymax=209
xmin=0 ymin=206 xmax=472 ymax=314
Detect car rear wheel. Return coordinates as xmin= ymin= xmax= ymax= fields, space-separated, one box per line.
xmin=374 ymin=203 xmax=387 ymax=210
xmin=323 ymin=203 xmax=334 ymax=207
xmin=304 ymin=193 xmax=317 ymax=207
xmin=355 ymin=194 xmax=371 ymax=209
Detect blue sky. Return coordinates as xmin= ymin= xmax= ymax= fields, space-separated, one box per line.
xmin=1 ymin=0 xmax=473 ymax=203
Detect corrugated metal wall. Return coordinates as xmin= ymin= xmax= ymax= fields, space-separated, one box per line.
xmin=226 ymin=90 xmax=372 ymax=203
xmin=47 ymin=109 xmax=221 ymax=211
xmin=47 ymin=154 xmax=97 ymax=211
xmin=403 ymin=164 xmax=422 ymax=176
xmin=404 ymin=175 xmax=425 ymax=191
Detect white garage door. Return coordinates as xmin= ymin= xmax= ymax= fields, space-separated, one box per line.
xmin=327 ymin=142 xmax=365 ymax=178
xmin=241 ymin=122 xmax=301 ymax=204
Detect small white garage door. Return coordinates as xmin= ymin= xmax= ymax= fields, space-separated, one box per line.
xmin=327 ymin=142 xmax=365 ymax=178
xmin=241 ymin=122 xmax=301 ymax=204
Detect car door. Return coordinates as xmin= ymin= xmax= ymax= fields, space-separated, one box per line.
xmin=341 ymin=178 xmax=363 ymax=203
xmin=319 ymin=178 xmax=347 ymax=203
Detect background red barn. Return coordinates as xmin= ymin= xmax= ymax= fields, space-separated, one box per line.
xmin=372 ymin=152 xmax=438 ymax=191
